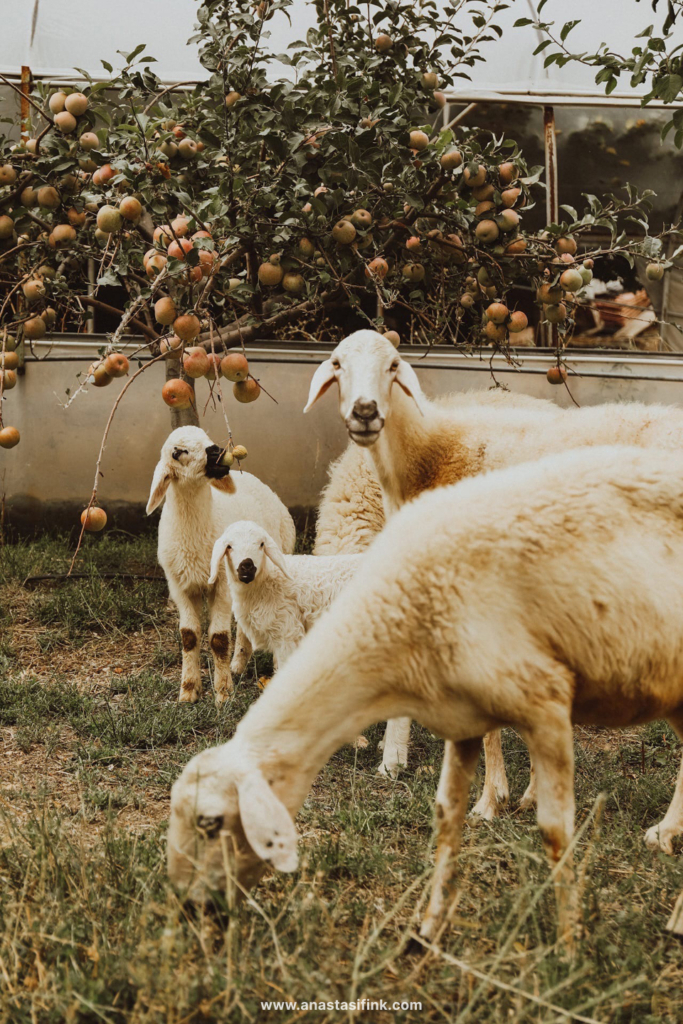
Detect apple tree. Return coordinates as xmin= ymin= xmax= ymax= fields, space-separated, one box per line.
xmin=0 ymin=0 xmax=671 ymax=540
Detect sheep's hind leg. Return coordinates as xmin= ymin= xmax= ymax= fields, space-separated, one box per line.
xmin=523 ymin=711 xmax=577 ymax=955
xmin=420 ymin=737 xmax=482 ymax=943
xmin=171 ymin=585 xmax=203 ymax=703
xmin=378 ymin=717 xmax=411 ymax=778
xmin=208 ymin=584 xmax=235 ymax=704
xmin=645 ymin=711 xmax=683 ymax=855
xmin=518 ymin=760 xmax=537 ymax=810
xmin=469 ymin=729 xmax=510 ymax=821
xmin=230 ymin=626 xmax=253 ymax=677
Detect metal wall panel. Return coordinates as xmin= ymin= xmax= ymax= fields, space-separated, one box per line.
xmin=4 ymin=338 xmax=683 ymax=531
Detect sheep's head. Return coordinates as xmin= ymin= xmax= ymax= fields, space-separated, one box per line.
xmin=168 ymin=743 xmax=299 ymax=904
xmin=304 ymin=330 xmax=427 ymax=447
xmin=208 ymin=520 xmax=290 ymax=586
xmin=146 ymin=426 xmax=233 ymax=514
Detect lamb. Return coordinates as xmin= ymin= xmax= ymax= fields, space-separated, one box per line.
xmin=305 ymin=329 xmax=683 ymax=804
xmin=146 ymin=426 xmax=295 ymax=703
xmin=168 ymin=445 xmax=683 ymax=951
xmin=207 ymin=520 xmax=362 ymax=669
xmin=313 ymin=389 xmax=555 ymax=556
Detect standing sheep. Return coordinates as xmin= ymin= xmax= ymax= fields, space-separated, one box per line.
xmin=147 ymin=426 xmax=295 ymax=703
xmin=207 ymin=520 xmax=362 ymax=669
xmin=314 ymin=389 xmax=555 ymax=556
xmin=305 ymin=329 xmax=683 ymax=804
xmin=168 ymin=446 xmax=683 ymax=950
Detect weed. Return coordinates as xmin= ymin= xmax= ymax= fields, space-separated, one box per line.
xmin=0 ymin=537 xmax=682 ymax=1022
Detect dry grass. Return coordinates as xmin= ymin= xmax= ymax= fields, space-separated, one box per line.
xmin=1 ymin=535 xmax=683 ymax=1023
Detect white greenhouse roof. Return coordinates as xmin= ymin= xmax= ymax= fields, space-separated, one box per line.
xmin=0 ymin=0 xmax=206 ymax=83
xmin=445 ymin=0 xmax=680 ymax=107
xmin=0 ymin=0 xmax=679 ymax=107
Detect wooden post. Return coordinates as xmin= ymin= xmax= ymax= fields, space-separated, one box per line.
xmin=544 ymin=106 xmax=559 ymax=350
xmin=20 ymin=66 xmax=31 ymax=141
xmin=165 ymin=356 xmax=199 ymax=429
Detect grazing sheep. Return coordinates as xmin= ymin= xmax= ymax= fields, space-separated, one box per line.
xmin=305 ymin=329 xmax=683 ymax=802
xmin=313 ymin=389 xmax=555 ymax=556
xmin=168 ymin=446 xmax=683 ymax=951
xmin=208 ymin=520 xmax=362 ymax=669
xmin=147 ymin=426 xmax=295 ymax=702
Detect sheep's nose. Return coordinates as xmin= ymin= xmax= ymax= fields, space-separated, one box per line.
xmin=352 ymin=398 xmax=379 ymax=421
xmin=237 ymin=558 xmax=256 ymax=583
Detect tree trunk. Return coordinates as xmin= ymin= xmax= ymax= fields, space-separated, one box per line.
xmin=165 ymin=356 xmax=199 ymax=429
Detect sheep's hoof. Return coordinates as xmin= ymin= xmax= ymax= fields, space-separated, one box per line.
xmin=214 ymin=689 xmax=233 ymax=707
xmin=644 ymin=823 xmax=675 ymax=855
xmin=377 ymin=758 xmax=404 ymax=780
xmin=179 ymin=685 xmax=201 ymax=704
xmin=518 ymin=785 xmax=536 ymax=811
xmin=257 ymin=676 xmax=271 ymax=691
xmin=353 ymin=735 xmax=369 ymax=750
xmin=404 ymin=935 xmax=427 ymax=957
xmin=230 ymin=656 xmax=248 ymax=676
xmin=469 ymin=789 xmax=505 ymax=822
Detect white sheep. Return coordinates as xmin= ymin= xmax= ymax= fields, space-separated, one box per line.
xmin=313 ymin=389 xmax=555 ymax=556
xmin=305 ymin=329 xmax=683 ymax=804
xmin=168 ymin=445 xmax=683 ymax=951
xmin=207 ymin=520 xmax=362 ymax=669
xmin=146 ymin=426 xmax=295 ymax=703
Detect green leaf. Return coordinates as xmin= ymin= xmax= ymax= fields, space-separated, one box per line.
xmin=124 ymin=43 xmax=147 ymax=63
xmin=560 ymin=20 xmax=580 ymax=42
xmin=656 ymin=73 xmax=683 ymax=103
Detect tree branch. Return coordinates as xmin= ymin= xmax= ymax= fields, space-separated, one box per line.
xmin=0 ymin=171 xmax=34 ymax=210
xmin=76 ymin=296 xmax=159 ymax=341
xmin=0 ymin=73 xmax=51 ymax=124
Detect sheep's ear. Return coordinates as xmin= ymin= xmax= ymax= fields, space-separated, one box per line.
xmin=304 ymin=358 xmax=337 ymax=413
xmin=210 ymin=475 xmax=237 ymax=495
xmin=208 ymin=538 xmax=230 ymax=585
xmin=395 ymin=359 xmax=427 ymax=417
xmin=147 ymin=459 xmax=172 ymax=514
xmin=237 ymin=772 xmax=298 ymax=872
xmin=263 ymin=537 xmax=290 ymax=578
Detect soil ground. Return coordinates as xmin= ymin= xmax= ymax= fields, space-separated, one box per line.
xmin=1 ymin=534 xmax=682 ymax=1023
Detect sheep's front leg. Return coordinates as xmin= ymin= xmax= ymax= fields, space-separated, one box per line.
xmin=169 ymin=582 xmax=203 ymax=703
xmin=230 ymin=626 xmax=253 ymax=677
xmin=420 ymin=737 xmax=482 ymax=943
xmin=645 ymin=712 xmax=683 ymax=854
xmin=378 ymin=717 xmax=411 ymax=778
xmin=207 ymin=581 xmax=235 ymax=704
xmin=470 ymin=729 xmax=510 ymax=820
xmin=523 ymin=712 xmax=577 ymax=953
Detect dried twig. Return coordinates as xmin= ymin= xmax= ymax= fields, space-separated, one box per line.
xmin=68 ymin=352 xmax=167 ymax=576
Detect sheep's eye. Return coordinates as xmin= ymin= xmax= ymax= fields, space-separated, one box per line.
xmin=331 ymin=359 xmax=340 ymax=370
xmin=225 ymin=545 xmax=231 ymax=552
xmin=390 ymin=362 xmax=399 ymax=372
xmin=260 ymin=542 xmax=265 ymax=548
xmin=196 ymin=814 xmax=224 ymax=839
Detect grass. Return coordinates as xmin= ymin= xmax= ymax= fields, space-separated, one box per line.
xmin=1 ymin=535 xmax=682 ymax=1023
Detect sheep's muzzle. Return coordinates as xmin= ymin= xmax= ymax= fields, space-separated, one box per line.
xmin=237 ymin=558 xmax=256 ymax=583
xmin=204 ymin=444 xmax=231 ymax=479
xmin=346 ymin=398 xmax=384 ymax=446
